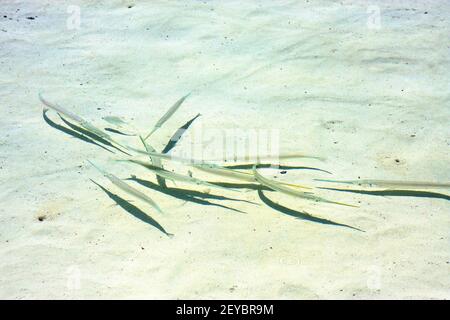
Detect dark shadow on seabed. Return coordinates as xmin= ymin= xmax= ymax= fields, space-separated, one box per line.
xmin=209 ymin=181 xmax=273 ymax=191
xmin=257 ymin=189 xmax=364 ymax=232
xmin=224 ymin=163 xmax=332 ymax=174
xmin=318 ymin=187 xmax=450 ymax=202
xmin=128 ymin=176 xmax=250 ymax=213
xmin=104 ymin=127 xmax=136 ymax=136
xmin=58 ymin=115 xmax=131 ymax=155
xmin=43 ymin=109 xmax=114 ymax=153
xmin=90 ymin=179 xmax=172 ymax=237
xmin=142 ymin=113 xmax=201 ymax=189
xmin=161 ymin=113 xmax=201 ymax=154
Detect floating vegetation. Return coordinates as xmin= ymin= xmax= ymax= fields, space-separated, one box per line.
xmin=40 ymin=93 xmax=450 ymax=235
xmin=144 ymin=93 xmax=191 ymax=140
xmin=103 ymin=116 xmax=137 ymax=136
xmin=40 ymin=93 xmax=130 ymax=153
xmin=103 ymin=116 xmax=128 ymax=127
xmin=124 ymin=159 xmax=241 ymax=192
xmin=223 ymin=163 xmax=332 ymax=174
xmin=252 ymin=165 xmax=357 ymax=208
xmin=88 ymin=160 xmax=163 ymax=214
xmin=315 ymin=179 xmax=450 ymax=190
xmin=194 ymin=163 xmax=311 ymax=190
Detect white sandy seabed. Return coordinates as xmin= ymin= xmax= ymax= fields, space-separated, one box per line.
xmin=0 ymin=0 xmax=449 ymax=299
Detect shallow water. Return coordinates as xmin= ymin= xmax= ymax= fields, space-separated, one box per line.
xmin=0 ymin=0 xmax=449 ymax=299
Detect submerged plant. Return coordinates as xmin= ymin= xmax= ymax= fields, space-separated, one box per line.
xmin=40 ymin=93 xmax=449 ymax=235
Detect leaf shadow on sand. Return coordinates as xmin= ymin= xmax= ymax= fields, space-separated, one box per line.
xmin=224 ymin=163 xmax=332 ymax=174
xmin=208 ymin=181 xmax=273 ymax=191
xmin=318 ymin=187 xmax=450 ymax=202
xmin=58 ymin=115 xmax=131 ymax=155
xmin=104 ymin=127 xmax=136 ymax=136
xmin=161 ymin=113 xmax=201 ymax=154
xmin=43 ymin=109 xmax=114 ymax=154
xmin=140 ymin=113 xmax=201 ymax=189
xmin=128 ymin=176 xmax=251 ymax=214
xmin=90 ymin=179 xmax=172 ymax=237
xmin=257 ymin=189 xmax=364 ymax=232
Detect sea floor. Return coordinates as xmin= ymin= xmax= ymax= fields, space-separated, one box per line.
xmin=0 ymin=0 xmax=449 ymax=299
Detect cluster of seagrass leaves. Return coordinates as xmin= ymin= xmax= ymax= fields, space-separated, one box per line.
xmin=40 ymin=93 xmax=450 ymax=236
